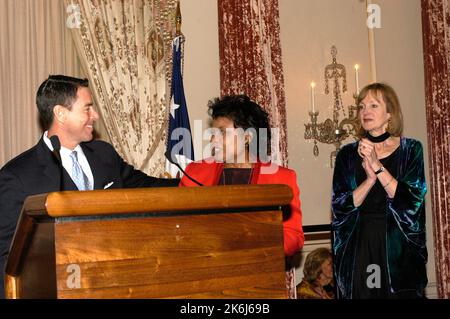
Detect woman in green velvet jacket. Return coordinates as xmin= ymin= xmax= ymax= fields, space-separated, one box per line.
xmin=332 ymin=83 xmax=427 ymax=299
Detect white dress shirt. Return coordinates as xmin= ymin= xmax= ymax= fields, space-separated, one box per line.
xmin=43 ymin=131 xmax=94 ymax=190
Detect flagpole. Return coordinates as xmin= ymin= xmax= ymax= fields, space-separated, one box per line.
xmin=165 ymin=0 xmax=194 ymax=179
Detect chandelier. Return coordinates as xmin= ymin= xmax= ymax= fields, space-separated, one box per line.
xmin=304 ymin=45 xmax=360 ymax=168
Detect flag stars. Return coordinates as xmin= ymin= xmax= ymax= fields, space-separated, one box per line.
xmin=170 ymin=100 xmax=180 ymax=118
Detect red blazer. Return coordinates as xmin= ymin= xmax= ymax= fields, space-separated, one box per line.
xmin=179 ymin=159 xmax=304 ymax=256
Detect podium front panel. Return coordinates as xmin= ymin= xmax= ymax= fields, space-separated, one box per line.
xmin=54 ymin=210 xmax=287 ymax=299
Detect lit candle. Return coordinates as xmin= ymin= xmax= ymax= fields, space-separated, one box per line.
xmin=310 ymin=82 xmax=316 ymax=113
xmin=354 ymin=64 xmax=360 ymax=95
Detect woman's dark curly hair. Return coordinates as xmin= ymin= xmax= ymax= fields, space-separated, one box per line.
xmin=207 ymin=95 xmax=271 ymax=159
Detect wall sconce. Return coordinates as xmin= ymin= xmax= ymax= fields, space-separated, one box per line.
xmin=304 ymin=45 xmax=359 ymax=168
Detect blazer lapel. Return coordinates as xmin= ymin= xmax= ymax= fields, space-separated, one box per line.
xmin=37 ymin=138 xmax=79 ymax=191
xmin=211 ymin=161 xmax=224 ymax=185
xmin=81 ymin=142 xmax=108 ymax=190
xmin=250 ymin=162 xmax=262 ymax=184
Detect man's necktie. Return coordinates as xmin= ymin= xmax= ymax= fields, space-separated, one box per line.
xmin=70 ymin=151 xmax=91 ymax=191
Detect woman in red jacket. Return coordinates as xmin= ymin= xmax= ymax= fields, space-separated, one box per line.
xmin=179 ymin=95 xmax=304 ymax=257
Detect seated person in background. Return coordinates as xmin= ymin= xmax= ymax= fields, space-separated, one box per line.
xmin=0 ymin=75 xmax=179 ymax=298
xmin=297 ymin=248 xmax=335 ymax=299
xmin=179 ymin=94 xmax=304 ymax=257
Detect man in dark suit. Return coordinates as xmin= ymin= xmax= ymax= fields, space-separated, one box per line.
xmin=0 ymin=75 xmax=179 ymax=298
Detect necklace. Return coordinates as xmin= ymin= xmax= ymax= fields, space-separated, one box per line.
xmin=366 ymin=131 xmax=390 ymax=143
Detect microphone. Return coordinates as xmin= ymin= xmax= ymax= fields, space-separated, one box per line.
xmin=164 ymin=150 xmax=203 ymax=186
xmin=50 ymin=135 xmax=61 ymax=161
xmin=49 ymin=135 xmax=64 ymax=191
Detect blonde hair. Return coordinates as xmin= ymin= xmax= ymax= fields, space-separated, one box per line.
xmin=355 ymin=82 xmax=403 ymax=138
xmin=303 ymin=248 xmax=332 ymax=283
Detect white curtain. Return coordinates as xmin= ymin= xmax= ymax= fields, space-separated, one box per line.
xmin=0 ymin=0 xmax=86 ymax=167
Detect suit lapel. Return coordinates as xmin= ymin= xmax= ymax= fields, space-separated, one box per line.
xmin=81 ymin=142 xmax=107 ymax=190
xmin=36 ymin=138 xmax=78 ymax=191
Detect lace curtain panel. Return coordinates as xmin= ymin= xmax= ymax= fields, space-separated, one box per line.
xmin=218 ymin=0 xmax=289 ymax=167
xmin=65 ymin=0 xmax=178 ymax=176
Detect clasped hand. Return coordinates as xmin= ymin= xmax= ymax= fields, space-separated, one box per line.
xmin=358 ymin=138 xmax=382 ymax=181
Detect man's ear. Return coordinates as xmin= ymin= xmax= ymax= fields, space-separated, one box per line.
xmin=53 ymin=105 xmax=66 ymax=123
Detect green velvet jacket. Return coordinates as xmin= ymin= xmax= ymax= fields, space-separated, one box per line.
xmin=332 ymin=137 xmax=428 ymax=299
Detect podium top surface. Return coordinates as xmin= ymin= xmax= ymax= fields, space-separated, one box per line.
xmin=24 ymin=184 xmax=293 ymax=218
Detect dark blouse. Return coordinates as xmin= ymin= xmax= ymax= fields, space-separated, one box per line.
xmin=355 ymin=147 xmax=400 ymax=213
xmin=218 ymin=168 xmax=253 ymax=185
xmin=353 ymin=147 xmax=401 ymax=298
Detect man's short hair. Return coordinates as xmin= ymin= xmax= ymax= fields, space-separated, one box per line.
xmin=36 ymin=75 xmax=89 ymax=129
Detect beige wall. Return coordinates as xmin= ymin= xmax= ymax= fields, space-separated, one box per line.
xmin=181 ymin=0 xmax=220 ymax=159
xmin=182 ymin=0 xmax=436 ymax=297
xmin=279 ymin=0 xmax=371 ymax=226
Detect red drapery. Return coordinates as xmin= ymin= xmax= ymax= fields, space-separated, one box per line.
xmin=217 ymin=0 xmax=295 ymax=298
xmin=421 ymin=0 xmax=450 ymax=299
xmin=218 ymin=0 xmax=288 ymax=167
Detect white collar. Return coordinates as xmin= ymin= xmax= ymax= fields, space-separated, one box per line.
xmin=43 ymin=131 xmax=82 ymax=154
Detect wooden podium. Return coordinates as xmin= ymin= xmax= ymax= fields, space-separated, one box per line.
xmin=4 ymin=185 xmax=292 ymax=299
